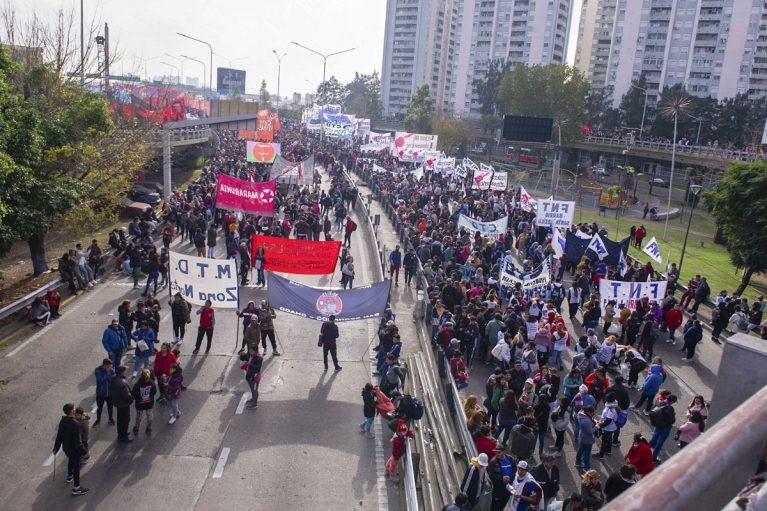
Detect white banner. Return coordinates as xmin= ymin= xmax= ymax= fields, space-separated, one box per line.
xmin=490 ymin=171 xmax=508 ymax=191
xmin=537 ymin=199 xmax=575 ymax=228
xmin=394 ymin=132 xmax=438 ymax=151
xmin=519 ymin=185 xmax=536 ymax=212
xmin=552 ymin=228 xmax=566 ymax=258
xmin=168 ymin=252 xmax=239 ymax=308
xmin=435 ymin=157 xmax=456 ymax=175
xmin=598 ymin=279 xmax=668 ymax=315
xmin=423 ymin=150 xmax=443 ymax=170
xmin=500 ymin=258 xmax=551 ymax=291
xmin=587 ymin=233 xmax=610 ymax=260
xmin=472 ymin=164 xmax=493 ymax=189
xmin=457 ymin=214 xmax=508 ymax=238
xmin=372 ymin=163 xmax=388 ymax=174
xmin=454 ymin=164 xmax=467 ymax=179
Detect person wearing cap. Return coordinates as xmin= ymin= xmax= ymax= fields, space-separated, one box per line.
xmin=446 ymin=337 xmax=461 ymax=360
xmin=507 ymin=460 xmax=542 ymax=511
xmin=102 ymin=319 xmax=128 ymax=369
xmin=571 ymin=384 xmax=596 ymax=441
xmin=488 ymin=444 xmax=515 ymax=511
xmin=385 ymin=419 xmax=413 ymax=483
xmin=460 ymin=453 xmax=489 ymax=509
xmin=319 ymin=315 xmax=342 ymax=372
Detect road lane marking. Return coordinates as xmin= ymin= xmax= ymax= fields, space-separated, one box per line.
xmin=42 ymin=453 xmax=55 ymax=467
xmin=212 ymin=447 xmax=230 ymax=478
xmin=235 ymin=394 xmax=247 ymax=415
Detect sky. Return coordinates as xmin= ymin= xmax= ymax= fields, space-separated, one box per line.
xmin=18 ymin=0 xmax=387 ymax=96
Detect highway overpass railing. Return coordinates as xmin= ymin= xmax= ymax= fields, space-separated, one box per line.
xmin=583 ymin=135 xmax=764 ymax=164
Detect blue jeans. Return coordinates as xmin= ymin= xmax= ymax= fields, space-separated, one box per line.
xmin=207 ymin=246 xmax=215 ymax=258
xmin=549 ymin=350 xmax=564 ymax=370
xmin=134 ymin=350 xmax=151 ymax=372
xmin=361 ymin=416 xmax=373 ymax=433
xmin=170 ymin=398 xmax=180 ymax=418
xmin=712 ymin=326 xmax=723 ymax=339
xmin=649 ymin=428 xmax=671 ymax=459
xmin=576 ymin=442 xmax=593 ymax=470
xmin=143 ymin=272 xmax=159 ymax=295
xmin=109 ymin=348 xmax=123 ymax=369
xmin=257 ymin=268 xmax=265 ymax=285
xmin=668 ymin=328 xmax=677 ymax=340
xmin=538 ymin=431 xmax=547 ymax=455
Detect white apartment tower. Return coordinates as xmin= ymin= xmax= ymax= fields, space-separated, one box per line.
xmin=381 ymin=0 xmax=458 ymax=117
xmin=575 ymin=0 xmax=767 ymax=107
xmin=381 ymin=0 xmax=573 ymax=118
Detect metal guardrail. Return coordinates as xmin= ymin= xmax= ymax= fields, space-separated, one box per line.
xmin=0 ymin=279 xmax=64 ymax=323
xmin=584 ymin=135 xmax=764 ymax=163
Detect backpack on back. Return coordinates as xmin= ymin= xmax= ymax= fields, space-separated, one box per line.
xmin=615 ymin=409 xmax=629 ymax=428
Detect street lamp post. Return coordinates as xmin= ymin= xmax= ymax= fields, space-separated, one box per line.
xmin=273 ymin=51 xmax=286 ymax=110
xmin=181 ymin=55 xmax=206 ymax=89
xmin=160 ymin=61 xmax=180 ymax=84
xmin=678 ymin=184 xmax=703 ymax=276
xmin=664 ymin=110 xmax=678 ymax=241
xmin=177 ymin=33 xmax=213 ymax=91
xmin=631 ymin=83 xmax=649 ymax=139
xmin=291 ymin=41 xmax=356 ymax=140
xmin=164 ymin=54 xmax=184 ymax=84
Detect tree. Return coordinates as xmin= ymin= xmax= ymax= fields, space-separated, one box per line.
xmin=618 ymin=74 xmax=653 ymax=134
xmin=715 ymin=93 xmax=767 ymax=148
xmin=316 ymin=76 xmax=346 ymax=105
xmin=705 ymin=161 xmax=767 ymax=294
xmin=432 ymin=115 xmax=473 ymax=154
xmin=584 ymin=86 xmax=620 ymax=133
xmin=496 ymin=64 xmax=589 ymax=142
xmin=343 ymin=71 xmax=383 ymax=118
xmin=473 ymin=59 xmax=508 ymax=116
xmin=404 ymin=84 xmax=433 ymax=133
xmin=259 ymin=80 xmax=270 ymax=108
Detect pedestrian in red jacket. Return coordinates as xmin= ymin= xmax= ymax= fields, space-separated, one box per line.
xmin=385 ymin=419 xmax=413 ymax=482
xmin=664 ymin=304 xmax=684 ymax=345
xmin=153 ymin=342 xmax=177 ymax=400
xmin=626 ymin=432 xmax=655 ymax=477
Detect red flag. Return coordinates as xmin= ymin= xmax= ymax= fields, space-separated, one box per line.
xmin=257 ymin=109 xmax=274 ymax=142
xmin=251 ymin=235 xmax=341 ymax=274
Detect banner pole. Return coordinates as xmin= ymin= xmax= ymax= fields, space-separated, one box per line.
xmin=235 ymin=256 xmax=241 ymax=352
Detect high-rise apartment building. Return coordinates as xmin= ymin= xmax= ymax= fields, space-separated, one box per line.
xmin=381 ymin=0 xmax=458 ymax=117
xmin=575 ymin=0 xmax=767 ymax=108
xmin=381 ymin=0 xmax=573 ymax=118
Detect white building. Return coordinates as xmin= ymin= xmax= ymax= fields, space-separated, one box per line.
xmin=381 ymin=0 xmax=573 ymax=118
xmin=575 ymin=0 xmax=767 ymax=107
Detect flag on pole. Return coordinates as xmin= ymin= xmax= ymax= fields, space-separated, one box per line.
xmin=642 ymin=236 xmax=663 ymax=264
xmin=619 ymin=250 xmax=628 ymax=277
xmin=665 ymin=251 xmax=670 ymax=275
xmin=587 ymin=233 xmax=610 ymax=261
xmin=551 ymin=228 xmax=566 ymax=258
xmin=575 ymin=229 xmax=592 ymax=240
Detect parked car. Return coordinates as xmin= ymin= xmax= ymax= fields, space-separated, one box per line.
xmin=132 ymin=182 xmax=163 ymax=195
xmin=469 ymin=142 xmax=487 ymax=156
xmin=650 ymin=177 xmax=668 ymax=188
xmin=120 ymin=198 xmax=152 ymax=217
xmin=593 ymin=166 xmax=608 ymax=176
xmin=128 ymin=188 xmax=161 ymax=206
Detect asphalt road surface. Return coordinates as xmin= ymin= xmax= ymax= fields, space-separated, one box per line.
xmin=0 ymin=172 xmax=400 ymax=511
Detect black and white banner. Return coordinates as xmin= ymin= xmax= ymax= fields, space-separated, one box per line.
xmin=536 ymin=199 xmax=575 ymax=228
xmin=500 ymin=258 xmax=551 ymax=291
xmin=457 ymin=214 xmax=508 ymax=239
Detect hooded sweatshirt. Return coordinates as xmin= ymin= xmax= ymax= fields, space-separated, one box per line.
xmin=600 ymin=401 xmax=619 ymax=432
xmin=641 ymin=364 xmax=663 ymax=396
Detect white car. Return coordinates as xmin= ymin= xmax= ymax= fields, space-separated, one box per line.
xmin=593 ymin=167 xmax=608 ymax=176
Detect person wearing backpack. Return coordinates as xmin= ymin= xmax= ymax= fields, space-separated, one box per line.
xmin=593 ymin=395 xmax=619 ymax=459
xmin=681 ymin=320 xmax=704 ymax=362
xmin=648 ymin=394 xmax=677 ymax=462
xmin=606 ymin=376 xmax=630 ymax=445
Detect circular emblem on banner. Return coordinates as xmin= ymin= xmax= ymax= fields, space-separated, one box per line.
xmin=251 ymin=143 xmax=276 ymax=162
xmin=316 ymin=292 xmax=343 ymax=316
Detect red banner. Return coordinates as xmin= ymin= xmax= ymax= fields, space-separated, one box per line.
xmin=237 ymin=130 xmax=258 ymax=140
xmin=215 ymin=173 xmax=275 ymax=216
xmin=252 ymin=235 xmax=341 ymax=275
xmin=246 ymin=141 xmax=278 ymax=163
xmin=257 ymin=109 xmax=274 ymax=142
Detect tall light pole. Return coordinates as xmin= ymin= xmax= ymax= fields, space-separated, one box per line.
xmin=181 ymin=55 xmax=206 ymax=89
xmin=160 ymin=61 xmax=180 ymax=84
xmin=686 ymin=112 xmax=703 ymax=146
xmin=291 ymin=42 xmax=355 ymax=140
xmin=631 ymin=83 xmax=649 ymax=139
xmin=273 ymin=51 xmax=286 ymax=110
xmin=164 ymin=54 xmax=184 ymax=84
xmin=660 ymin=94 xmax=692 ymax=241
xmin=177 ymin=32 xmax=213 ymax=91
xmin=213 ymin=53 xmax=248 ymax=68
xmin=678 ymin=184 xmax=703 ymax=276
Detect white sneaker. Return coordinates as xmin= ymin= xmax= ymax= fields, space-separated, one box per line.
xmin=681 ymin=358 xmax=690 ymax=361
xmin=178 ymin=339 xmax=184 ymax=345
xmin=132 ymin=371 xmax=138 ymax=378
xmin=87 ymin=283 xmax=94 ymax=288
xmin=168 ymin=416 xmax=177 ymax=425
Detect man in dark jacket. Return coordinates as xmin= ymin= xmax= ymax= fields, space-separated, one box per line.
xmin=111 ymin=365 xmax=134 ymax=443
xmin=604 ymin=464 xmax=637 ymax=502
xmin=403 ymin=247 xmax=418 ymax=287
xmin=53 ymin=403 xmax=89 ymax=495
xmin=531 ymin=453 xmax=560 ymax=508
xmin=681 ymin=320 xmax=704 ymax=361
xmin=320 ymin=315 xmax=341 ymax=372
xmin=648 ymin=394 xmax=677 ymax=461
xmin=488 ymin=445 xmax=515 ymax=511
xmin=690 ymin=276 xmax=710 ymax=313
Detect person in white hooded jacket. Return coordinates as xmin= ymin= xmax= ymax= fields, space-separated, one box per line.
xmin=594 ymin=394 xmax=620 ymax=459
xmin=491 ymin=336 xmax=513 ymax=370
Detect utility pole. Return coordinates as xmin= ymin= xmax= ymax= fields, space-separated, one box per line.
xmin=103 ymin=23 xmax=110 ymax=98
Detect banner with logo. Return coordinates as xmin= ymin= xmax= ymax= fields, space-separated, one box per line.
xmin=423 ymin=150 xmax=443 ymax=170
xmin=457 ymin=214 xmax=508 ymax=239
xmin=215 ymin=173 xmax=275 ymax=216
xmin=536 ymin=199 xmax=575 ymax=228
xmin=564 ymin=231 xmax=630 ymax=266
xmin=471 ymin=164 xmax=493 ymax=189
xmin=490 ymin=171 xmax=508 ymax=191
xmin=270 ymin=155 xmax=314 ymax=185
xmin=642 ymin=237 xmax=663 ymax=264
xmin=519 ymin=185 xmax=536 ymax=212
xmin=246 ymin=141 xmax=280 ymax=163
xmin=435 ymin=157 xmax=456 ymax=175
xmin=500 ymin=257 xmax=551 ymax=291
xmin=257 ymin=109 xmax=274 ymax=142
xmin=394 ymin=132 xmax=438 ymax=151
xmin=168 ymin=252 xmax=238 ymax=308
xmin=354 ymin=118 xmax=371 ymax=139
xmin=267 ymin=273 xmax=391 ymax=322
xmin=323 ymin=112 xmax=355 ymax=139
xmin=252 ymin=235 xmax=341 ymax=275
xmin=598 ymin=279 xmax=668 ymax=314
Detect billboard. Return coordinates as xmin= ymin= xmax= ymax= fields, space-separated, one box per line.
xmin=502 ymin=115 xmax=553 ymax=142
xmin=217 ymin=67 xmax=246 ymax=95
